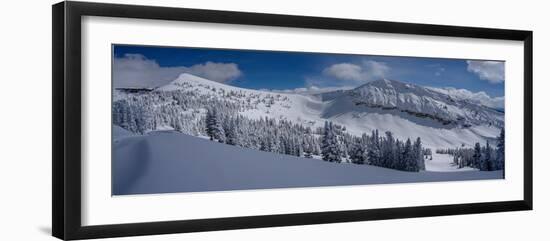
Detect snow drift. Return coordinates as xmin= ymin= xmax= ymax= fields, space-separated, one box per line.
xmin=113 ymin=73 xmax=505 ymax=173
xmin=113 ymin=130 xmax=503 ymax=195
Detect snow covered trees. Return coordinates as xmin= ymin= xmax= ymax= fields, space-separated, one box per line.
xmin=112 ymin=98 xmax=153 ymax=134
xmin=414 ymin=138 xmax=425 ymax=171
xmin=206 ymin=107 xmax=225 ymax=143
xmin=396 ymin=138 xmax=424 ymax=172
xmin=367 ymin=130 xmax=381 ymax=166
xmin=302 ymin=138 xmax=314 ymax=158
xmin=348 ymin=134 xmax=368 ymax=164
xmin=473 ymin=142 xmax=482 ymax=169
xmin=316 ymin=121 xmax=425 ymax=171
xmin=360 ymin=132 xmax=424 ymax=172
xmin=496 ymin=127 xmax=505 ymax=171
xmin=113 ymin=89 xmax=427 ymax=172
xmin=381 ymin=131 xmax=395 ymax=168
xmin=481 ymin=141 xmax=492 ymax=171
xmin=438 ymin=129 xmax=504 ymax=171
xmin=401 ymin=138 xmax=413 ymax=171
xmin=321 ymin=121 xmax=342 ymax=163
xmin=224 ymin=118 xmax=239 ymax=146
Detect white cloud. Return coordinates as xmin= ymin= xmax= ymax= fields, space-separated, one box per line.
xmin=435 ymin=67 xmax=445 ymax=76
xmin=185 ymin=62 xmax=242 ymax=84
xmin=466 ymin=60 xmax=504 ymax=84
xmin=322 ymin=63 xmax=363 ymax=81
xmin=322 ymin=60 xmax=390 ymax=84
xmin=113 ymin=54 xmax=242 ymax=88
xmin=363 ymin=60 xmax=390 ymax=79
xmin=428 ymin=87 xmax=504 ymax=109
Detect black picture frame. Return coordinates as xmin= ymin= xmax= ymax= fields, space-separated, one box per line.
xmin=52 ymin=1 xmax=533 ymax=240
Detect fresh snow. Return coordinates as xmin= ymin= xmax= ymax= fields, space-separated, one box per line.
xmin=113 ymin=130 xmax=502 ymax=195
xmin=155 ymin=74 xmax=502 ymax=148
xmin=113 ymin=125 xmax=135 ymax=141
xmin=425 ymin=153 xmax=478 ymax=172
xmin=318 ymin=78 xmax=503 ymax=149
xmin=427 ymin=86 xmax=504 ymax=110
xmin=115 ymin=73 xmax=504 ymax=173
xmin=156 ymin=73 xmax=327 ymax=125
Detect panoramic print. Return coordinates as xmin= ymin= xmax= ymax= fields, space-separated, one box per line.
xmin=112 ymin=45 xmax=505 ymax=195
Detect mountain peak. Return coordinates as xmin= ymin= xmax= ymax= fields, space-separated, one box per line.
xmin=318 ymin=77 xmax=504 ymax=128
xmin=177 ymin=72 xmax=202 ymax=79
xmin=156 ymin=73 xmax=220 ymax=91
xmin=355 ymin=78 xmax=416 ymax=91
xmin=367 ymin=78 xmax=407 ymax=85
xmin=174 ymin=73 xmax=211 ymax=83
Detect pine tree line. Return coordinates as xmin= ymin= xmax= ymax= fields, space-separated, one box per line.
xmin=113 ymin=89 xmax=427 ymax=172
xmin=113 ymin=88 xmax=294 ymax=135
xmin=435 ymin=128 xmax=504 ymax=171
xmin=369 ymin=130 xmax=426 ymax=171
xmin=204 ymin=105 xmax=321 ymax=157
xmin=113 ymin=90 xmax=245 ymax=135
xmin=204 ymin=111 xmax=427 ymax=172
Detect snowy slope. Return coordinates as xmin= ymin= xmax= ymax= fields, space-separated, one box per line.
xmin=149 ymin=73 xmax=502 ymax=149
xmin=426 ymin=86 xmax=505 ymax=110
xmin=155 ymin=73 xmax=326 ymax=125
xmin=113 ymin=125 xmax=136 ymax=141
xmin=113 ymin=130 xmax=502 ymax=195
xmin=320 ymin=79 xmax=503 ymax=128
xmin=320 ymin=79 xmax=503 ymax=149
xmin=115 ymin=73 xmax=504 ymax=172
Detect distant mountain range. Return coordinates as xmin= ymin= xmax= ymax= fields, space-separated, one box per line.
xmin=317 ymin=78 xmax=503 ymax=128
xmin=114 ymin=73 xmax=503 ymax=149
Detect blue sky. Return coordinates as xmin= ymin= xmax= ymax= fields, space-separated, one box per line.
xmin=113 ymin=45 xmax=504 ymax=97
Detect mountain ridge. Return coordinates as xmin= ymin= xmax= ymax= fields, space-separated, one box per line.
xmin=318 ymin=78 xmax=503 ymax=128
xmin=114 ymin=73 xmax=502 ymax=149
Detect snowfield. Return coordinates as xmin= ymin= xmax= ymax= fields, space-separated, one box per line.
xmin=150 ymin=73 xmax=502 ymax=150
xmin=113 ymin=130 xmax=502 ymax=195
xmin=113 ymin=73 xmax=505 ymax=176
xmin=425 ymin=153 xmax=478 ymax=172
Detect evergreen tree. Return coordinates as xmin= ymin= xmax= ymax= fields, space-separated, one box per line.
xmin=453 ymin=155 xmax=460 ymax=167
xmin=293 ymin=137 xmax=302 ymax=157
xmin=259 ymin=138 xmax=268 ymax=151
xmin=278 ymin=135 xmax=287 ymax=154
xmin=395 ymin=139 xmax=405 ymax=170
xmin=473 ymin=142 xmax=482 ymax=169
xmin=382 ymin=131 xmax=395 ymax=168
xmin=496 ymin=127 xmax=505 ymax=171
xmin=349 ymin=138 xmax=366 ymax=164
xmin=414 ymin=137 xmax=425 ymax=171
xmin=303 ymin=138 xmax=313 ymax=158
xmin=205 ymin=107 xmax=225 ymax=143
xmin=321 ymin=121 xmax=342 ymax=163
xmin=483 ymin=140 xmax=492 ymax=171
xmin=367 ymin=130 xmax=380 ymax=166
xmin=205 ymin=108 xmax=216 ymax=141
xmin=225 ymin=119 xmax=238 ymax=145
xmin=361 ymin=133 xmax=370 ymax=164
xmin=403 ymin=138 xmax=415 ymax=171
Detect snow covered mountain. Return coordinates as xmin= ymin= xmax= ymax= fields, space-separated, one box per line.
xmin=114 ymin=73 xmax=503 ymax=150
xmin=318 ymin=79 xmax=503 ymax=128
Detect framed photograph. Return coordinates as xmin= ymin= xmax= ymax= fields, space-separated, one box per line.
xmin=52 ymin=1 xmax=533 ymax=240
